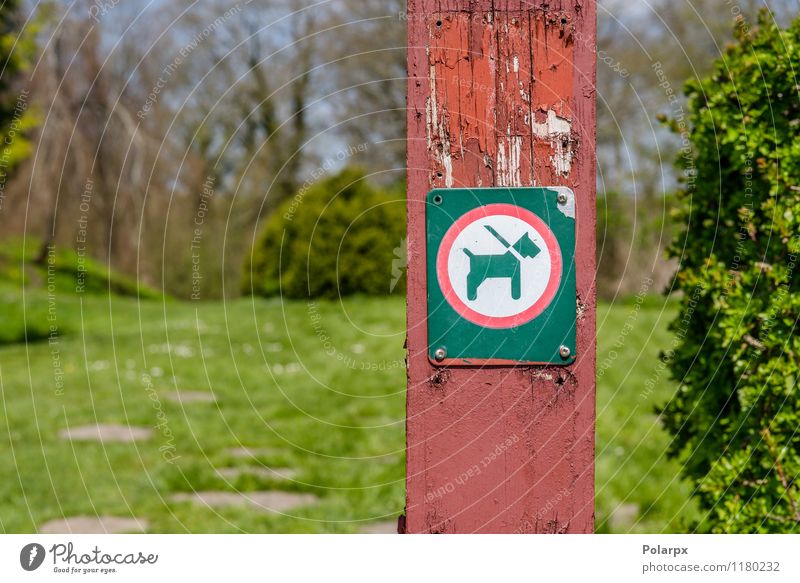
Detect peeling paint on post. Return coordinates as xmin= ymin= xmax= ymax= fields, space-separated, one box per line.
xmin=405 ymin=0 xmax=596 ymax=533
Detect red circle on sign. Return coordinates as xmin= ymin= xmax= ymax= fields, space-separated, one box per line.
xmin=436 ymin=203 xmax=562 ymax=329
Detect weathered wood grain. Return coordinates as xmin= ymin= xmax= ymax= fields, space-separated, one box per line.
xmin=406 ymin=0 xmax=596 ymax=533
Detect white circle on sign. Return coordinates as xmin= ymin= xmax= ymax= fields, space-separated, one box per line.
xmin=436 ymin=204 xmax=562 ymax=328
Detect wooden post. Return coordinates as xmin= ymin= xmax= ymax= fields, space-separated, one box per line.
xmin=405 ymin=0 xmax=596 ymax=533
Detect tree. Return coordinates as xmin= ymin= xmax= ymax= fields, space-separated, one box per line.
xmin=0 ymin=0 xmax=40 ymax=201
xmin=662 ymin=10 xmax=800 ymax=533
xmin=1 ymin=0 xmax=322 ymax=294
xmin=321 ymin=0 xmax=407 ymax=181
xmin=593 ymin=0 xmax=797 ymax=296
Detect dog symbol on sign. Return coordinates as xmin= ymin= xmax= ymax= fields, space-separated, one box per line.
xmin=436 ymin=204 xmax=562 ymax=328
xmin=462 ymin=226 xmax=541 ymax=301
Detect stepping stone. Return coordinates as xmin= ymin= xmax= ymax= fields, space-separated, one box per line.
xmin=164 ymin=391 xmax=216 ymax=404
xmin=226 ymin=447 xmax=281 ymax=459
xmin=171 ymin=491 xmax=317 ymax=513
xmin=359 ymin=520 xmax=398 ymax=534
xmin=216 ymin=467 xmax=298 ymax=481
xmin=38 ymin=516 xmax=148 ymax=534
xmin=608 ymin=503 xmax=640 ymax=531
xmin=60 ymin=424 xmax=152 ymax=443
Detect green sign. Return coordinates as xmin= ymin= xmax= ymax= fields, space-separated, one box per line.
xmin=426 ymin=187 xmax=576 ymax=366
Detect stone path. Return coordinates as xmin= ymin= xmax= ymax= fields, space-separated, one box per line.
xmin=226 ymin=446 xmax=281 ymax=459
xmin=59 ymin=424 xmax=153 ymax=443
xmin=39 ymin=516 xmax=148 ymax=534
xmin=608 ymin=503 xmax=639 ymax=531
xmin=171 ymin=491 xmax=318 ymax=513
xmin=359 ymin=520 xmax=398 ymax=534
xmin=163 ymin=390 xmax=216 ymax=404
xmin=216 ymin=467 xmax=298 ymax=481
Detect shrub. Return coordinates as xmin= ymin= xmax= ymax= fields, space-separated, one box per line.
xmin=0 ymin=292 xmax=51 ymax=346
xmin=662 ymin=12 xmax=800 ymax=532
xmin=242 ymin=168 xmax=406 ymax=299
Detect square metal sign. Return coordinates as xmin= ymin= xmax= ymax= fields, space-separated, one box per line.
xmin=426 ymin=187 xmax=576 ymax=366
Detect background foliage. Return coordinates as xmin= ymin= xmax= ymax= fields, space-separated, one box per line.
xmin=663 ymin=11 xmax=800 ymax=533
xmin=0 ymin=0 xmax=797 ymax=300
xmin=243 ymin=168 xmax=405 ymax=299
xmin=0 ymin=0 xmax=40 ymax=176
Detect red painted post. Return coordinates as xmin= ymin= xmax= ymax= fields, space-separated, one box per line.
xmin=405 ymin=0 xmax=596 ymax=533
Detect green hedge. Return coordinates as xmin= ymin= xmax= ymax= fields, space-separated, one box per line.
xmin=663 ymin=11 xmax=800 ymax=532
xmin=242 ymin=168 xmax=406 ymax=299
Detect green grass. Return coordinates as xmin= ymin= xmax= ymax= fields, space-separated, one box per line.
xmin=0 ymin=285 xmax=697 ymax=533
xmin=0 ymin=238 xmax=163 ymax=346
xmin=595 ymin=298 xmax=699 ymax=532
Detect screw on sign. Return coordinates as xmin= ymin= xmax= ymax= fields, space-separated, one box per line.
xmin=405 ymin=0 xmax=596 ymax=534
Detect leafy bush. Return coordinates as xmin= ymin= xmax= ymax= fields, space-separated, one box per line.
xmin=662 ymin=12 xmax=800 ymax=532
xmin=242 ymin=168 xmax=406 ymax=299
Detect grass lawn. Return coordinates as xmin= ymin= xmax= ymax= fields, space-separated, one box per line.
xmin=595 ymin=297 xmax=698 ymax=532
xmin=0 ymin=286 xmax=696 ymax=533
